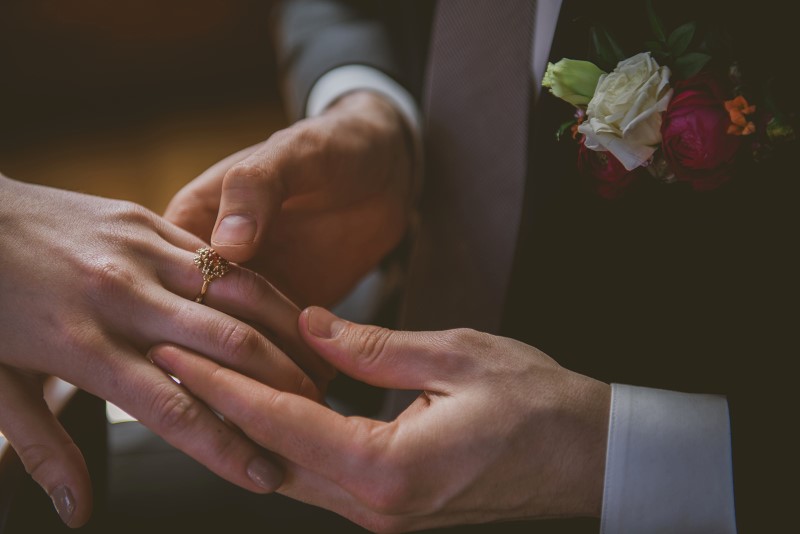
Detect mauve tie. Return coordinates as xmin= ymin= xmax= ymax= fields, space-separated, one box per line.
xmin=400 ymin=0 xmax=535 ymax=332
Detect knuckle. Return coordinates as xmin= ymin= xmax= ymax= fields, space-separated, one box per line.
xmin=276 ymin=122 xmax=320 ymax=151
xmin=150 ymin=387 xmax=202 ymax=434
xmin=82 ymin=259 xmax=138 ymax=308
xmin=351 ymin=326 xmax=393 ymax=367
xmin=227 ymin=162 xmax=285 ymax=203
xmin=16 ymin=441 xmax=76 ymax=489
xmin=293 ymin=372 xmax=320 ymax=400
xmin=273 ymin=124 xmax=326 ymax=168
xmin=440 ymin=328 xmax=493 ymax=354
xmin=218 ymin=321 xmax=260 ymax=365
xmin=59 ymin=321 xmax=102 ymax=362
xmin=202 ymin=417 xmax=239 ymax=460
xmin=111 ymin=200 xmax=153 ymax=226
xmin=166 ymin=189 xmax=209 ymax=223
xmin=431 ymin=329 xmax=496 ymax=376
xmin=231 ymin=270 xmax=270 ymax=303
xmin=226 ymin=162 xmax=270 ymax=188
xmin=17 ymin=442 xmax=54 ymax=479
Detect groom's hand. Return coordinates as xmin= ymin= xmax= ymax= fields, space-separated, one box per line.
xmin=165 ymin=91 xmax=415 ymax=308
xmin=152 ymin=307 xmax=611 ymax=532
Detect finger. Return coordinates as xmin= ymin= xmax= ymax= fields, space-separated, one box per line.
xmin=164 ymin=144 xmax=263 ymax=240
xmin=87 ymin=242 xmax=324 ymax=398
xmin=77 ymin=352 xmax=284 ymax=495
xmin=0 ymin=366 xmax=92 ymax=527
xmin=299 ymin=307 xmax=460 ymax=392
xmin=154 ymin=250 xmax=333 ymax=386
xmin=157 ymin=248 xmax=296 ymax=340
xmin=137 ymin=289 xmax=321 ymax=400
xmin=150 ymin=345 xmax=382 ymax=486
xmin=209 ymin=144 xmax=287 ymax=263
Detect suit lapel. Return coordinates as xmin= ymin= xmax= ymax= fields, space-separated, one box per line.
xmin=502 ymin=0 xmax=590 ymax=337
xmin=400 ymin=0 xmax=534 ymax=332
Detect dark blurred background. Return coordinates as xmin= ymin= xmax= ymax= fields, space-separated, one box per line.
xmin=0 ymin=0 xmax=286 ymax=212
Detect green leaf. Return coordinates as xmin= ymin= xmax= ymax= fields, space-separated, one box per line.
xmin=645 ymin=0 xmax=666 ymax=42
xmin=601 ymin=26 xmax=626 ymax=62
xmin=667 ymin=21 xmax=696 ymax=57
xmin=674 ymin=52 xmax=712 ymax=79
xmin=644 ymin=40 xmax=666 ymax=53
xmin=590 ymin=26 xmax=615 ymax=70
xmin=590 ymin=25 xmax=625 ymax=70
xmin=652 ymin=50 xmax=670 ymax=64
xmin=556 ymin=119 xmax=577 ymax=141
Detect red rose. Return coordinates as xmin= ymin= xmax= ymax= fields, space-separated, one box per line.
xmin=577 ymin=139 xmax=636 ymax=199
xmin=660 ymin=72 xmax=742 ymax=191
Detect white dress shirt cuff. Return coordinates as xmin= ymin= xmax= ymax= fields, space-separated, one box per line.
xmin=305 ymin=64 xmax=422 ymax=136
xmin=601 ymin=384 xmax=736 ymax=533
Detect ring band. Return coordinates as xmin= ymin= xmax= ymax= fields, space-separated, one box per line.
xmin=193 ymin=246 xmax=231 ymax=304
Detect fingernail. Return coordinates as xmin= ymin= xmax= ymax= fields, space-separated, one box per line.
xmin=307 ymin=307 xmax=346 ymax=339
xmin=50 ymin=485 xmax=75 ymax=525
xmin=247 ymin=457 xmax=282 ymax=492
xmin=213 ymin=214 xmax=257 ymax=245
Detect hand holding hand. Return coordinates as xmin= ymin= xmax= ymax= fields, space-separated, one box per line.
xmin=0 ymin=175 xmax=332 ymax=526
xmin=152 ymin=308 xmax=610 ymax=532
xmin=165 ymin=91 xmax=415 ymax=307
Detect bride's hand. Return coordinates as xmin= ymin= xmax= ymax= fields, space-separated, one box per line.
xmin=0 ymin=175 xmax=333 ymax=526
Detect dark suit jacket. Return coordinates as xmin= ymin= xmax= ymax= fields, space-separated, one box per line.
xmin=275 ymin=1 xmax=797 ymax=532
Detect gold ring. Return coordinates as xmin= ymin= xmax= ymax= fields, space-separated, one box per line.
xmin=193 ymin=246 xmax=230 ymax=304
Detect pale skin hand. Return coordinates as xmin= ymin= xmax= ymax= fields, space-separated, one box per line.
xmin=0 ymin=175 xmax=334 ymax=527
xmin=152 ymin=307 xmax=611 ymax=533
xmin=164 ymin=91 xmax=415 ymax=308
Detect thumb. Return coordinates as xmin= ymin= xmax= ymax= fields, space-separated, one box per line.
xmin=0 ymin=369 xmax=92 ymax=528
xmin=210 ymin=149 xmax=285 ymax=264
xmin=165 ymin=143 xmax=262 ymax=242
xmin=298 ymin=307 xmax=459 ymax=392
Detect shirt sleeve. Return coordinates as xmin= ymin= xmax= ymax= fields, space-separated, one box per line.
xmin=601 ymin=384 xmax=737 ymax=533
xmin=305 ymin=64 xmax=422 ymax=135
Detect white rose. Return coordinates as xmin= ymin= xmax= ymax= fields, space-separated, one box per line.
xmin=577 ymin=52 xmax=673 ymax=170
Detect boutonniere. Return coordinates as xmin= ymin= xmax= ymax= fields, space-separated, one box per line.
xmin=542 ymin=1 xmax=796 ymax=199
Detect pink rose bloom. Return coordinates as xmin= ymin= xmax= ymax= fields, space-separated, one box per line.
xmin=660 ymin=72 xmax=742 ymax=191
xmin=577 ymin=139 xmax=637 ymax=199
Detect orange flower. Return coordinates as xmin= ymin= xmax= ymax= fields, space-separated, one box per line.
xmin=725 ymin=95 xmax=756 ymax=136
xmin=571 ymin=111 xmax=586 ymax=140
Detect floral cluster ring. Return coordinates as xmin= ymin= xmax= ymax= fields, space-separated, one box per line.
xmin=193 ymin=246 xmax=231 ymax=304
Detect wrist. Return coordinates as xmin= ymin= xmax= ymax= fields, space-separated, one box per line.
xmin=324 ymin=90 xmax=411 ymax=143
xmin=327 ymin=91 xmax=418 ymax=204
xmin=558 ymin=374 xmax=610 ymax=518
xmin=308 ymin=90 xmax=414 ymax=185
